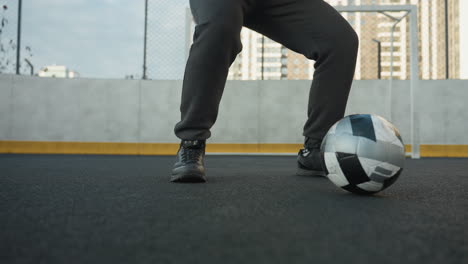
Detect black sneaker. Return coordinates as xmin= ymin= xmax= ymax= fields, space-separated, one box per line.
xmin=296 ymin=141 xmax=326 ymax=177
xmin=171 ymin=140 xmax=206 ymax=183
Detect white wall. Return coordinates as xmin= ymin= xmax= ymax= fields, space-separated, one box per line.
xmin=1 ymin=75 xmax=467 ymax=145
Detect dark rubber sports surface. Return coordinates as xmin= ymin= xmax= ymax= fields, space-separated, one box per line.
xmin=1 ymin=154 xmax=467 ymax=264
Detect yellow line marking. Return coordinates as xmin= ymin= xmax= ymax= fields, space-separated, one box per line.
xmin=1 ymin=141 xmax=468 ymax=157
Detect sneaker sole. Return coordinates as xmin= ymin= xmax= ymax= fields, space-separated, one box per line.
xmin=170 ymin=172 xmax=206 ymax=183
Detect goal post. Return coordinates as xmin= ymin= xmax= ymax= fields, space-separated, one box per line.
xmin=335 ymin=5 xmax=420 ymax=159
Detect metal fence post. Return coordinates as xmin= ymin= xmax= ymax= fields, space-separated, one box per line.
xmin=142 ymin=0 xmax=148 ymax=80
xmin=16 ymin=0 xmax=22 ymax=75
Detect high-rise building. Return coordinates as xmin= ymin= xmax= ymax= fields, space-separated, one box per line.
xmin=189 ymin=0 xmax=460 ymax=80
xmin=227 ymin=28 xmax=313 ymax=80
xmin=418 ymin=0 xmax=460 ymax=79
xmin=228 ymin=31 xmax=289 ymax=80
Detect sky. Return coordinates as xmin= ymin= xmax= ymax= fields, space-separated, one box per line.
xmin=21 ymin=0 xmax=148 ymax=79
xmin=0 ymin=0 xmax=467 ymax=79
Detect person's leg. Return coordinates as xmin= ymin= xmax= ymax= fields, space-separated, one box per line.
xmin=174 ymin=0 xmax=256 ymax=140
xmin=245 ymin=0 xmax=358 ymax=176
xmin=246 ymin=0 xmax=359 ymax=147
xmin=172 ymin=0 xmax=257 ymax=182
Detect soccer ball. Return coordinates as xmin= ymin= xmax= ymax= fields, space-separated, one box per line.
xmin=321 ymin=114 xmax=405 ymax=195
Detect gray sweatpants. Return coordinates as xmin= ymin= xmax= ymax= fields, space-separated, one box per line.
xmin=174 ymin=0 xmax=358 ymax=146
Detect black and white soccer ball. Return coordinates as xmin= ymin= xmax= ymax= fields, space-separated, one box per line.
xmin=321 ymin=114 xmax=405 ymax=195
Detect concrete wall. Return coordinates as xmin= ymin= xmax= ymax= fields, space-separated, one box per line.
xmin=1 ymin=74 xmax=467 ymax=145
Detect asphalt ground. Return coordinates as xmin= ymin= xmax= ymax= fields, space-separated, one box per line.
xmin=1 ymin=154 xmax=467 ymax=264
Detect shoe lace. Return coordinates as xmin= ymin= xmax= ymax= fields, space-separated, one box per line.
xmin=182 ymin=147 xmax=203 ymax=163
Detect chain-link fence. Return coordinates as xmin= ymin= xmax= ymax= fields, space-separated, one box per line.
xmin=145 ymin=0 xmax=460 ymax=80
xmin=144 ymin=0 xmax=189 ymax=80
xmin=0 ymin=1 xmax=459 ymax=80
xmin=1 ymin=0 xmax=17 ymax=74
xmin=0 ymin=0 xmax=33 ymax=75
xmin=228 ymin=9 xmax=413 ymax=81
xmin=345 ymin=10 xmax=412 ymax=80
